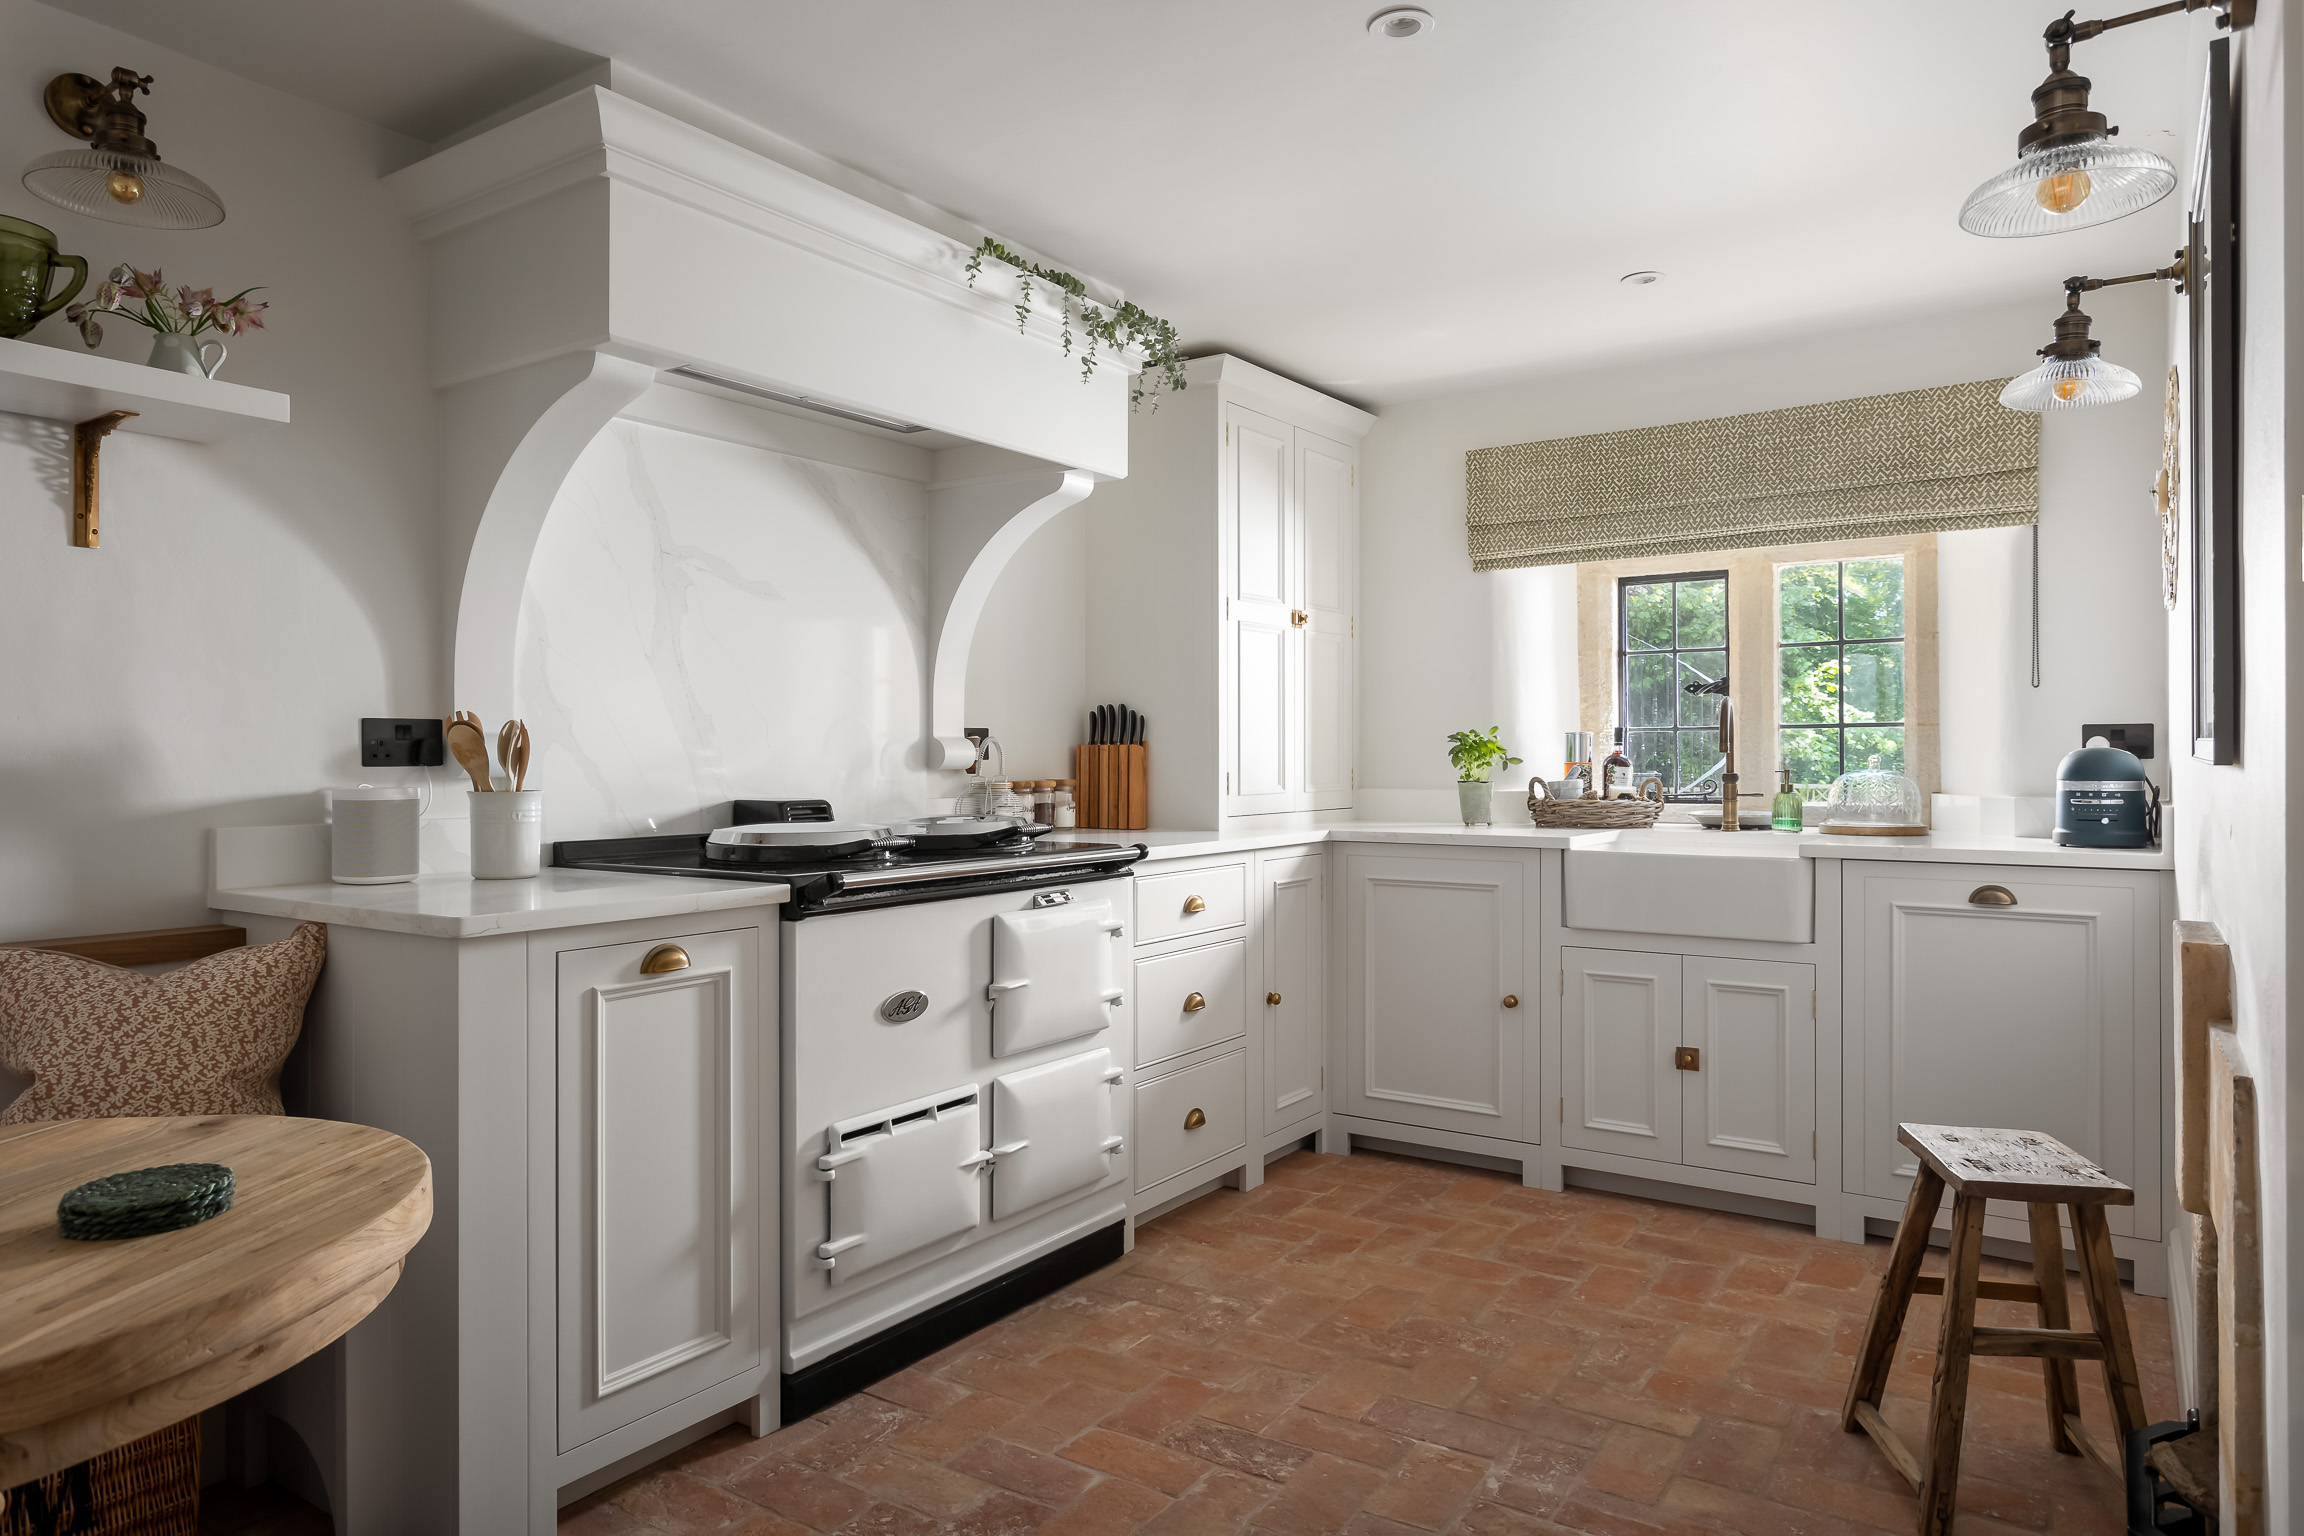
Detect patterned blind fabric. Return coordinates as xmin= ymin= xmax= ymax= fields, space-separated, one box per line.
xmin=1463 ymin=378 xmax=2039 ymax=572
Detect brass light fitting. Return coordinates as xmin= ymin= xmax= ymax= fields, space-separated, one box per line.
xmin=22 ymin=67 xmax=224 ymax=229
xmin=1960 ymin=1 xmax=2250 ymax=238
xmin=2000 ymin=252 xmax=2187 ymax=411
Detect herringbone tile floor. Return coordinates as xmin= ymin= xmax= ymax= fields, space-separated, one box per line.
xmin=561 ymin=1149 xmax=2176 ymax=1536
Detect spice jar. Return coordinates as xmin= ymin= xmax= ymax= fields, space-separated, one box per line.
xmin=1051 ymin=781 xmax=1077 ymax=828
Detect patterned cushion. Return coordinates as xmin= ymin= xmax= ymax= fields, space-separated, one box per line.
xmin=0 ymin=923 xmax=325 ymax=1122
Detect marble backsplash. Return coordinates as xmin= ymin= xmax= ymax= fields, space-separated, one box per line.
xmin=515 ymin=418 xmax=938 ymax=840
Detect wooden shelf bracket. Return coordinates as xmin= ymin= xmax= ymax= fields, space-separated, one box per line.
xmin=71 ymin=409 xmax=137 ymax=548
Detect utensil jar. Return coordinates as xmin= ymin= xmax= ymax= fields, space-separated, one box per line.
xmin=470 ymin=790 xmax=543 ymax=879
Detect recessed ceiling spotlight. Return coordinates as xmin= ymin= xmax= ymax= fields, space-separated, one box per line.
xmin=1620 ymin=271 xmax=1663 ymax=286
xmin=1367 ymin=7 xmax=1435 ymax=40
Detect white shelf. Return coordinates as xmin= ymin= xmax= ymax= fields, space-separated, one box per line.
xmin=0 ymin=335 xmax=290 ymax=442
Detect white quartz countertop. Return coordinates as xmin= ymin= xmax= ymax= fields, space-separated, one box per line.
xmin=210 ymin=867 xmax=788 ymax=939
xmin=1100 ymin=821 xmax=2170 ymax=871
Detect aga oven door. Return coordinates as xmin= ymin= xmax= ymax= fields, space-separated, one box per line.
xmin=989 ymin=1047 xmax=1126 ymax=1220
xmin=989 ymin=898 xmax=1126 ymax=1056
xmin=816 ymin=1085 xmax=986 ymax=1285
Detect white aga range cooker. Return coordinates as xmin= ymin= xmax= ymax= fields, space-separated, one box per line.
xmin=560 ymin=802 xmax=1145 ymax=1420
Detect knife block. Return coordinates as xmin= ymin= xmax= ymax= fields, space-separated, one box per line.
xmin=1074 ymin=743 xmax=1148 ymax=830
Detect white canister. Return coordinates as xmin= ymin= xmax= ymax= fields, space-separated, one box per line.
xmin=470 ymin=791 xmax=544 ymax=880
xmin=330 ymin=786 xmax=421 ymax=885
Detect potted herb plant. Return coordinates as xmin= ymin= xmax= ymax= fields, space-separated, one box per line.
xmin=1446 ymin=727 xmax=1522 ymax=826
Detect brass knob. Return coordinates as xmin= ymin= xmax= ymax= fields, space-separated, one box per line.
xmin=1290 ymin=609 xmax=1309 ymax=628
xmin=1182 ymin=895 xmax=1206 ymax=915
xmin=1502 ymin=995 xmax=1519 ymax=1009
xmin=1183 ymin=1107 xmax=1207 ymax=1130
xmin=1267 ymin=991 xmax=1283 ymax=1005
xmin=640 ymin=944 xmax=691 ymax=975
xmin=1183 ymin=992 xmax=1207 ymax=1013
xmin=1674 ymin=1046 xmax=1701 ymax=1071
xmin=1969 ymin=885 xmax=2018 ymax=907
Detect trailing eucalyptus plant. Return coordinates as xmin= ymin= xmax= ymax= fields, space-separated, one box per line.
xmin=965 ymin=237 xmax=1186 ymax=408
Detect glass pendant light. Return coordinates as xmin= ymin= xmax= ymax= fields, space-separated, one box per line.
xmin=1959 ymin=6 xmax=2235 ymax=238
xmin=2001 ymin=261 xmax=2183 ymax=412
xmin=22 ymin=69 xmax=224 ymax=230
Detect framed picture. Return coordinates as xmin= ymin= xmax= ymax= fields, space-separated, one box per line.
xmin=2188 ymin=37 xmax=2238 ymax=764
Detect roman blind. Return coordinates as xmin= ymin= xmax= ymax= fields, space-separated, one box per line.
xmin=1463 ymin=378 xmax=2039 ymax=572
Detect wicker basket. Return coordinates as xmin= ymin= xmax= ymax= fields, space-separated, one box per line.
xmin=1525 ymin=777 xmax=1668 ymax=829
xmin=1 ymin=1418 xmax=199 ymax=1536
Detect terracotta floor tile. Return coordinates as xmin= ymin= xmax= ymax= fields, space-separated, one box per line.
xmin=571 ymin=1152 xmax=2175 ymax=1536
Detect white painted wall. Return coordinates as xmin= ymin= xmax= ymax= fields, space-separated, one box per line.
xmin=2164 ymin=8 xmax=2300 ymax=1519
xmin=1358 ymin=288 xmax=2174 ymax=819
xmin=0 ymin=0 xmax=435 ymax=940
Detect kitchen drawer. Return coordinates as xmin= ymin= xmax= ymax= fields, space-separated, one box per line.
xmin=1135 ymin=939 xmax=1247 ymax=1067
xmin=1134 ymin=1051 xmax=1247 ymax=1192
xmin=1135 ymin=863 xmax=1247 ymax=944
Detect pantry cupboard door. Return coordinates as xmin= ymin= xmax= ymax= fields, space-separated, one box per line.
xmin=1224 ymin=403 xmax=1299 ymax=815
xmin=1345 ymin=851 xmax=1525 ymax=1141
xmin=1680 ymin=955 xmax=1816 ymax=1184
xmin=1561 ymin=947 xmax=1681 ymax=1165
xmin=556 ymin=927 xmax=759 ymax=1451
xmin=1299 ymin=431 xmax=1355 ymax=813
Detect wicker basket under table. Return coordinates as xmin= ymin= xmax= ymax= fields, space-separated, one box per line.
xmin=1 ymin=1418 xmax=199 ymax=1536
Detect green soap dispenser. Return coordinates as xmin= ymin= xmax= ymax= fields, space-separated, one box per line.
xmin=1772 ymin=767 xmax=1803 ymax=832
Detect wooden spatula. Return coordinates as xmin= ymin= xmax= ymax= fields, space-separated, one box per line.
xmin=445 ymin=717 xmax=492 ymax=792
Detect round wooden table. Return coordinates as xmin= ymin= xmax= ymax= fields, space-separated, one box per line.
xmin=0 ymin=1114 xmax=431 ymax=1491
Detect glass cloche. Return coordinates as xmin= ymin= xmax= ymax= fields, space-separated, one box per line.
xmin=1820 ymin=755 xmax=1926 ymax=836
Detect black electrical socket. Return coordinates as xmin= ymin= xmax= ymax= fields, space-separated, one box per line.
xmin=2081 ymin=722 xmax=2155 ymax=761
xmin=363 ymin=717 xmax=445 ymax=767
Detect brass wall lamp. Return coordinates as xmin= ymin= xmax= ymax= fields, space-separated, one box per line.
xmin=1960 ymin=1 xmax=2250 ymax=237
xmin=22 ymin=67 xmax=224 ymax=229
xmin=2000 ymin=252 xmax=2186 ymax=410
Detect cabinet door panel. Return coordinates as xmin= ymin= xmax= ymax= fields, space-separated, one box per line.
xmin=1683 ymin=955 xmax=1815 ymax=1184
xmin=558 ymin=928 xmax=758 ymax=1451
xmin=1847 ymin=866 xmax=2154 ymax=1237
xmin=1562 ymin=947 xmax=1680 ymax=1164
xmin=1300 ymin=433 xmax=1355 ymax=811
xmin=1261 ymin=851 xmax=1325 ymax=1132
xmin=1225 ymin=404 xmax=1300 ymax=815
xmin=1346 ymin=853 xmax=1524 ymax=1139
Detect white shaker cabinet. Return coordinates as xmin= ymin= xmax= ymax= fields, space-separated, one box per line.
xmin=555 ymin=928 xmax=760 ymax=1452
xmin=1259 ymin=849 xmax=1325 ymax=1134
xmin=1842 ymin=862 xmax=2163 ymax=1239
xmin=1087 ymin=355 xmax=1373 ymax=833
xmin=1344 ymin=850 xmax=1527 ymax=1142
xmin=1561 ymin=948 xmax=1815 ymax=1185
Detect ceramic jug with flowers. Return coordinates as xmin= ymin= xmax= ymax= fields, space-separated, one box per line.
xmin=66 ymin=264 xmax=266 ymax=378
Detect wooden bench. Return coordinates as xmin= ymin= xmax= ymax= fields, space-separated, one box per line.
xmin=1841 ymin=1123 xmax=2146 ymax=1536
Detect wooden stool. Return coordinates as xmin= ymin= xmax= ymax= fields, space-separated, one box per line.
xmin=1841 ymin=1124 xmax=2148 ymax=1536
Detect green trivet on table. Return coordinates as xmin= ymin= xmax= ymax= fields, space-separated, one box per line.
xmin=57 ymin=1162 xmax=235 ymax=1241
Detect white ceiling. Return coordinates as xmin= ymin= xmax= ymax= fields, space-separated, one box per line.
xmin=48 ymin=0 xmax=2204 ymax=405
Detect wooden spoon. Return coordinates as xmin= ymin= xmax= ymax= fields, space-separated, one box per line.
xmin=497 ymin=721 xmax=519 ymax=790
xmin=511 ymin=721 xmax=531 ymax=792
xmin=445 ymin=718 xmax=493 ymax=792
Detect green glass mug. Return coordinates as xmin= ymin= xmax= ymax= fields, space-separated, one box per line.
xmin=0 ymin=214 xmax=88 ymax=340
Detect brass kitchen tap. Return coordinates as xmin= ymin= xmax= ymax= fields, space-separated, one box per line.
xmin=1684 ymin=679 xmax=1736 ymax=832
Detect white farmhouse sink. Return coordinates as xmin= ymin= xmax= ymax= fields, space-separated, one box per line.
xmin=1562 ymin=827 xmax=1814 ymax=943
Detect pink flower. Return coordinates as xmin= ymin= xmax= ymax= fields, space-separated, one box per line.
xmin=64 ymin=302 xmax=102 ymax=348
xmin=178 ymin=286 xmax=213 ymax=318
xmin=129 ymin=266 xmax=163 ymax=297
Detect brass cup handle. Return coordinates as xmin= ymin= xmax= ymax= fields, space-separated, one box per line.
xmin=1182 ymin=895 xmax=1206 ymax=915
xmin=640 ymin=944 xmax=691 ymax=975
xmin=1267 ymin=991 xmax=1283 ymax=1005
xmin=1183 ymin=1107 xmax=1207 ymax=1130
xmin=1968 ymin=885 xmax=2018 ymax=907
xmin=1502 ymin=995 xmax=1519 ymax=1009
xmin=1290 ymin=609 xmax=1309 ymax=628
xmin=1183 ymin=992 xmax=1207 ymax=1013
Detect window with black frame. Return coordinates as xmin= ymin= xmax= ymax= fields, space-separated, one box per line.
xmin=1776 ymin=556 xmax=1906 ymax=800
xmin=1619 ymin=571 xmax=1727 ymax=801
